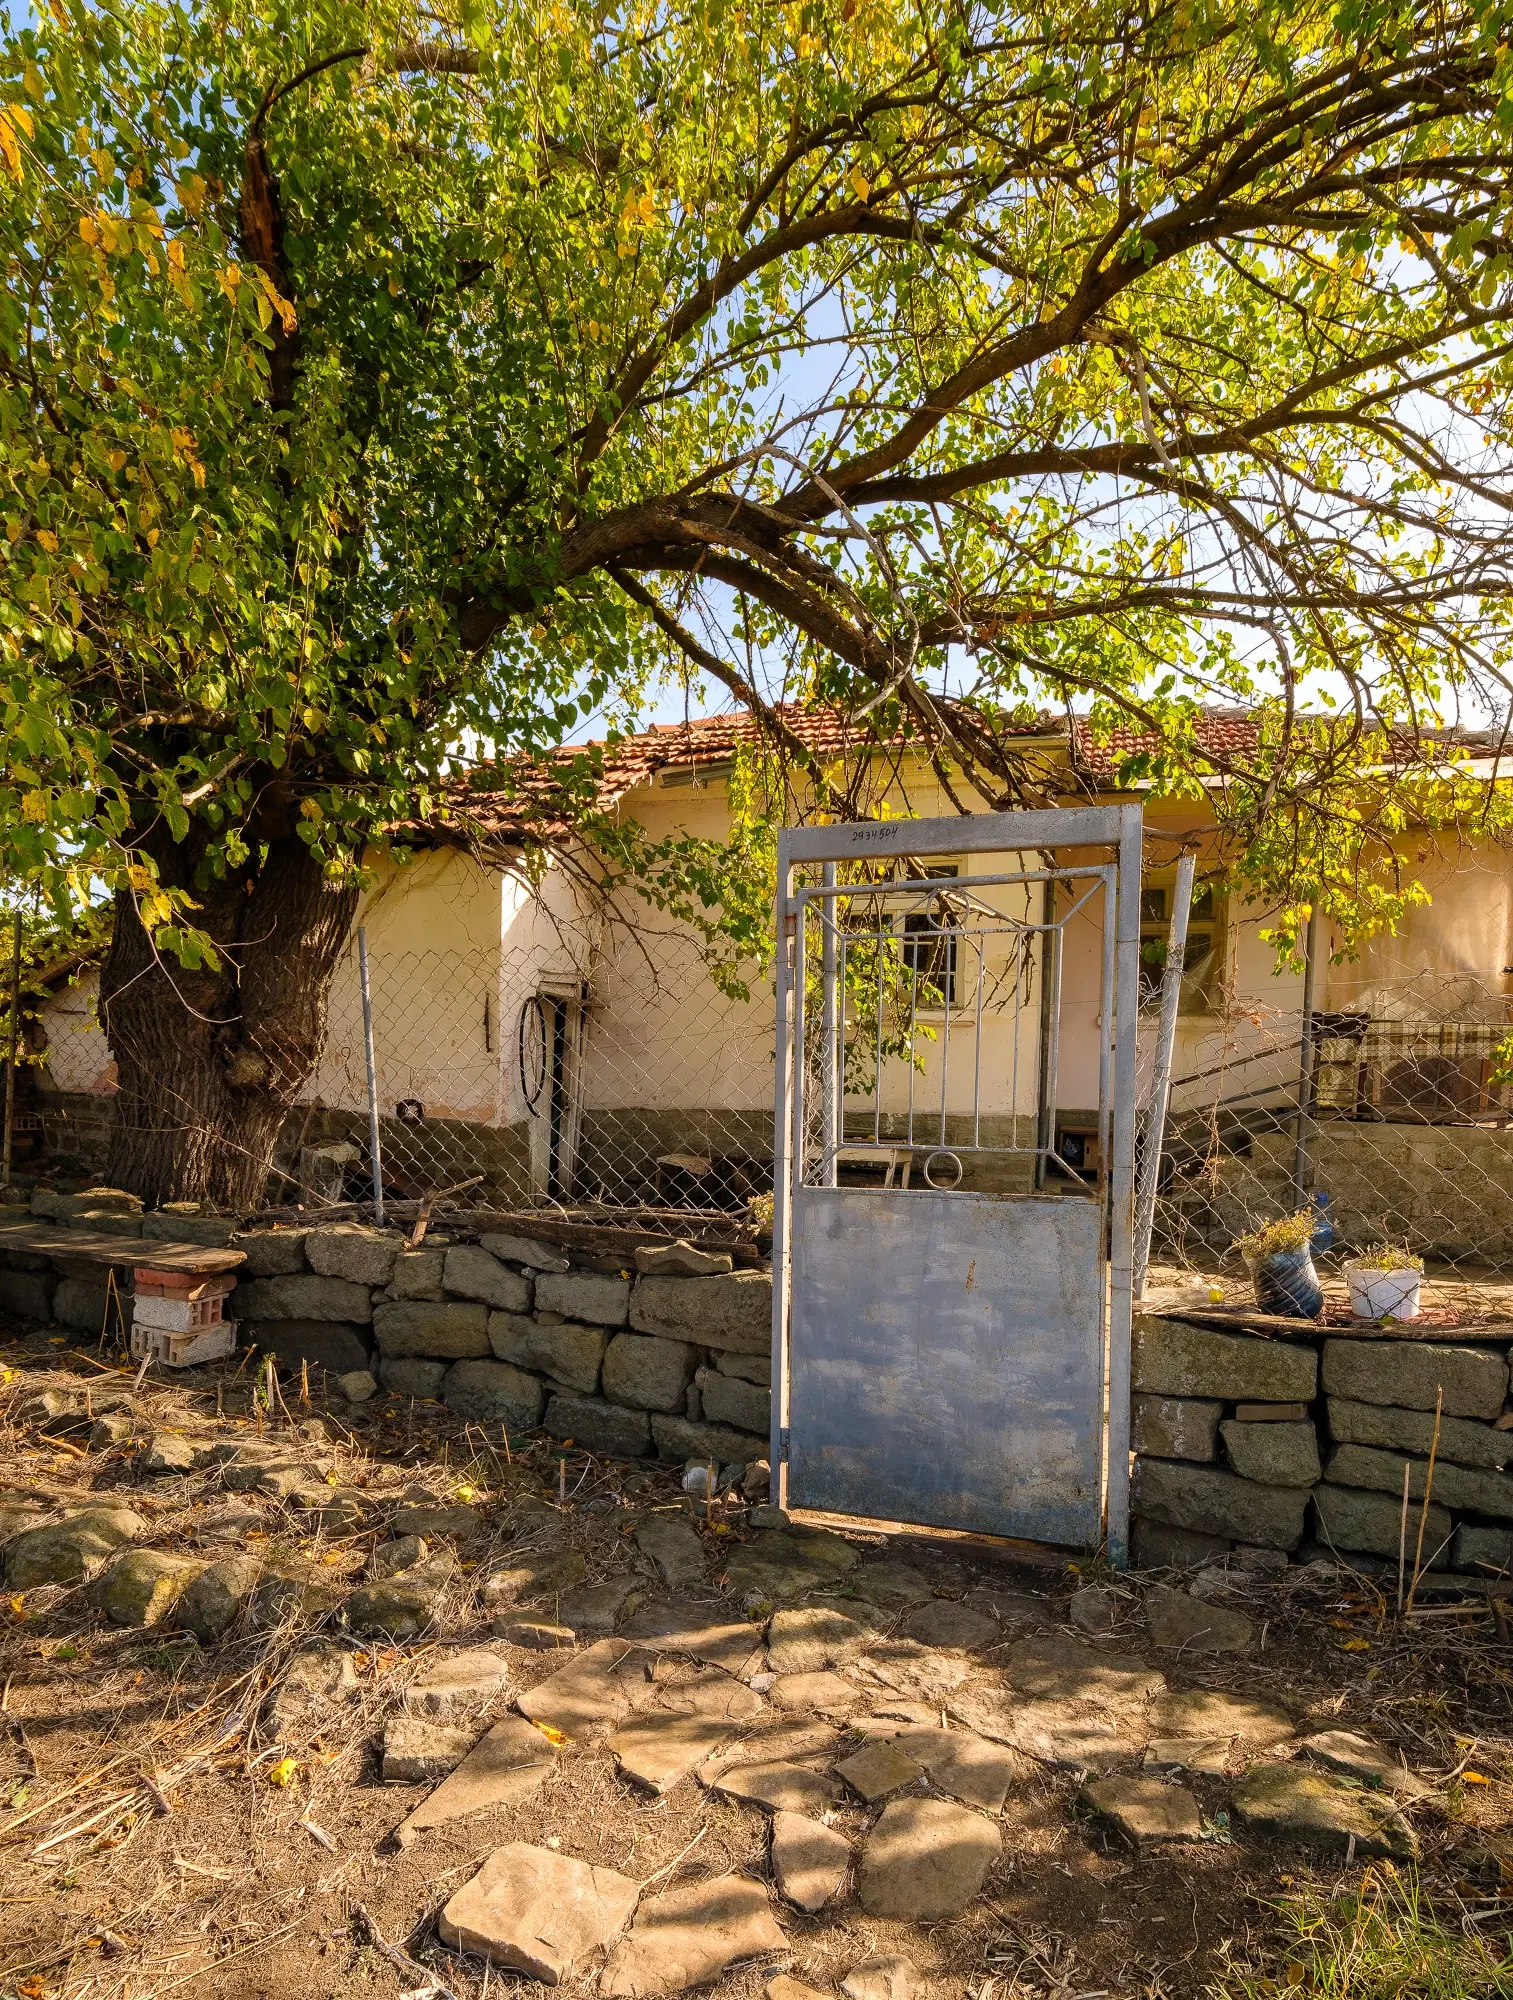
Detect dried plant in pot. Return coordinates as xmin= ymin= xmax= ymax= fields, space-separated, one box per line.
xmin=1235 ymin=1210 xmax=1324 ymax=1319
xmin=1343 ymin=1242 xmax=1424 ymax=1322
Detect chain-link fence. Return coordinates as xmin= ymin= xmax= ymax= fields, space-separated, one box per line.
xmin=1145 ymin=974 xmax=1513 ymax=1291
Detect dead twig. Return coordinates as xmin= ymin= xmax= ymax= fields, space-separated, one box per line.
xmin=352 ymin=1901 xmax=462 ymax=2000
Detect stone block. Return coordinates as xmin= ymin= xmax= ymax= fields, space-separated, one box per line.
xmin=479 ymin=1231 xmax=570 ymax=1272
xmin=635 ymin=1240 xmax=734 ymax=1277
xmin=1327 ymin=1397 xmax=1513 ymax=1471
xmin=5 ymin=1506 xmax=147 ymax=1587
xmin=142 ymin=1212 xmax=240 ymax=1247
xmin=650 ymin=1413 xmax=766 ymax=1465
xmin=1314 ymin=1483 xmax=1450 ymax=1566
xmin=246 ymin=1320 xmax=371 ymax=1375
xmin=696 ymin=1366 xmax=769 ymax=1434
xmin=444 ymin=1359 xmax=545 ymax=1429
xmin=52 ymin=1277 xmax=128 ymax=1334
xmin=716 ymin=1350 xmax=771 ymax=1386
xmin=1132 ymin=1317 xmax=1317 ymax=1402
xmin=306 ymin=1224 xmax=401 ymax=1286
xmin=1131 ymin=1518 xmax=1231 ymax=1567
xmin=336 ymin=1368 xmax=378 ymax=1402
xmin=1321 ymin=1338 xmax=1507 ymax=1419
xmin=602 ymin=1332 xmax=697 ymax=1412
xmin=545 ymin=1391 xmax=652 ymax=1459
xmin=536 ymin=1270 xmax=631 ymax=1327
xmin=444 ymin=1244 xmax=533 ymax=1312
xmin=372 ymin=1300 xmax=490 ymax=1358
xmin=0 ymin=1269 xmax=55 ymax=1322
xmin=379 ymin=1357 xmax=449 ymax=1400
xmin=1452 ymin=1523 xmax=1513 ymax=1574
xmin=1221 ymin=1420 xmax=1321 ymax=1488
xmin=69 ymin=1210 xmax=142 ymax=1235
xmin=1325 ymin=1442 xmax=1513 ymax=1522
xmin=230 ymin=1228 xmax=309 ymax=1276
xmin=1131 ymin=1458 xmax=1309 ymax=1550
xmin=178 ymin=1555 xmax=263 ymax=1643
xmin=59 ymin=1187 xmax=140 ymax=1217
xmin=489 ymin=1312 xmax=606 ymax=1394
xmin=1131 ymin=1394 xmax=1221 ymax=1461
xmin=232 ymin=1273 xmax=373 ymax=1325
xmin=392 ymin=1248 xmax=446 ymax=1300
xmin=630 ymin=1270 xmax=772 ymax=1353
xmin=89 ymin=1549 xmax=202 ymax=1626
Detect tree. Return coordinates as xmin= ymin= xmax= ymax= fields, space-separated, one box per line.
xmin=2 ymin=0 xmax=1512 ymax=1205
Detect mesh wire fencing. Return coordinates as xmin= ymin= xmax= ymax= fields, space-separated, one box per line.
xmin=21 ymin=908 xmax=1513 ymax=1282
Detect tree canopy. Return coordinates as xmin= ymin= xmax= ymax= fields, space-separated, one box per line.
xmin=4 ymin=0 xmax=1513 ymax=965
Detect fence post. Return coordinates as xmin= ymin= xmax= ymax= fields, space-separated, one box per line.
xmin=1290 ymin=902 xmax=1321 ymax=1207
xmin=1133 ymin=851 xmax=1195 ymax=1298
xmin=1 ymin=910 xmax=19 ymax=1192
xmin=358 ymin=926 xmax=385 ymax=1226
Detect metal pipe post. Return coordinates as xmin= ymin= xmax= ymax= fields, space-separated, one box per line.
xmin=1291 ymin=902 xmax=1321 ymax=1207
xmin=1033 ymin=877 xmax=1056 ymax=1189
xmin=1 ymin=910 xmax=20 ymax=1192
xmin=357 ymin=926 xmax=385 ymax=1226
xmin=820 ymin=861 xmax=838 ymax=1184
xmin=1133 ymin=852 xmax=1195 ymax=1298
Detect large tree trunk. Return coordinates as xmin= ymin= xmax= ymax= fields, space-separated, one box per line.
xmin=99 ymin=832 xmax=359 ymax=1210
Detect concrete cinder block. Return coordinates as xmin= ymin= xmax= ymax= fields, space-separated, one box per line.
xmin=1131 ymin=1458 xmax=1310 ymax=1550
xmin=1221 ymin=1420 xmax=1321 ymax=1489
xmin=1132 ymin=1317 xmax=1317 ymax=1403
xmin=630 ymin=1270 xmax=772 ymax=1354
xmin=1321 ymin=1339 xmax=1508 ymax=1420
xmin=1131 ymin=1394 xmax=1222 ymax=1461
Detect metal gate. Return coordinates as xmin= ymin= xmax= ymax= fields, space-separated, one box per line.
xmin=770 ymin=805 xmax=1143 ymax=1563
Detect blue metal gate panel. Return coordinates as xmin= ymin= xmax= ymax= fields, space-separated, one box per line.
xmin=786 ymin=1186 xmax=1105 ymax=1546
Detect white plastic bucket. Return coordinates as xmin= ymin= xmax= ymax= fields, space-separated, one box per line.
xmin=1345 ymin=1262 xmax=1422 ymax=1321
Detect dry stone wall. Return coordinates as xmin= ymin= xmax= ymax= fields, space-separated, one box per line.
xmin=1131 ymin=1312 xmax=1513 ymax=1579
xmin=0 ymin=1193 xmax=774 ymax=1473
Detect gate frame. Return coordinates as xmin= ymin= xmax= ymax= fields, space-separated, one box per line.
xmin=770 ymin=804 xmax=1144 ymax=1566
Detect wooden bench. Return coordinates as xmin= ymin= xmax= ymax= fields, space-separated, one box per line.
xmin=0 ymin=1218 xmax=245 ymax=1276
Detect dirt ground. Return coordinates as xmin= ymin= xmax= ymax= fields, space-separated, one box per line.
xmin=0 ymin=1322 xmax=1509 ymax=2000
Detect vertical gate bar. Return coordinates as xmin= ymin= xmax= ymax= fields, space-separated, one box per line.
xmin=770 ymin=842 xmax=797 ymax=1510
xmin=873 ymin=907 xmax=884 ymax=1146
xmin=1096 ymin=867 xmax=1117 ymax=1187
xmin=1291 ymin=902 xmax=1321 ymax=1207
xmin=972 ymin=934 xmax=985 ymax=1150
xmin=792 ymin=888 xmax=810 ymax=1189
xmin=937 ymin=906 xmax=952 ymax=1150
xmin=1105 ymin=806 xmax=1144 ymax=1568
xmin=357 ymin=926 xmax=385 ymax=1227
xmin=820 ymin=863 xmax=839 ymax=1186
xmin=1 ymin=909 xmax=20 ymax=1195
xmin=1034 ymin=879 xmax=1057 ymax=1188
xmin=1134 ymin=852 xmax=1196 ymax=1297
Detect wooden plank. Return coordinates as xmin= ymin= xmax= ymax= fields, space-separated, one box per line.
xmin=0 ymin=1220 xmax=245 ymax=1274
xmin=1159 ymin=1305 xmax=1513 ymax=1342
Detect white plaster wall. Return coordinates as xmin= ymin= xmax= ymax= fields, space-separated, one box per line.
xmin=35 ymin=967 xmax=116 ymax=1094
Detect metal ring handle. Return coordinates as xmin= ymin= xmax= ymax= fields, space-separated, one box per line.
xmin=922 ymin=1149 xmax=964 ymax=1189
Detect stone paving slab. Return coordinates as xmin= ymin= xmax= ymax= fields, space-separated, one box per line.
xmin=771 ymin=1808 xmax=851 ymax=1912
xmin=601 ymin=1874 xmax=789 ymax=1997
xmin=1299 ymin=1729 xmax=1435 ymax=1800
xmin=1005 ymin=1635 xmax=1166 ymax=1705
xmin=836 ymin=1739 xmax=926 ymax=1803
xmin=612 ymin=1708 xmax=745 ymax=1795
xmin=1231 ymin=1763 xmax=1418 ymax=1860
xmin=772 ymin=1670 xmax=863 ymax=1717
xmin=1084 ymin=1773 xmax=1204 ymax=1843
xmin=897 ymin=1600 xmax=999 ymax=1652
xmin=1148 ymin=1690 xmax=1294 ymax=1746
xmin=697 ymin=1719 xmax=843 ymax=1784
xmin=877 ymin=1722 xmax=1022 ymax=1812
xmin=711 ymin=1759 xmax=841 ymax=1814
xmin=767 ymin=1604 xmax=876 ymax=1674
xmin=858 ymin=1797 xmax=1001 ymax=1920
xmin=405 ymin=1647 xmax=510 ymax=1718
xmin=515 ymin=1637 xmax=655 ymax=1740
xmin=842 ymin=1956 xmax=921 ymax=2000
xmin=393 ymin=1714 xmax=559 ymax=1846
xmin=617 ymin=1597 xmax=766 ymax=1676
xmin=438 ymin=1841 xmax=641 ymax=1982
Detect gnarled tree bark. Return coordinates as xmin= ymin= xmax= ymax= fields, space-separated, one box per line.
xmin=98 ymin=832 xmax=358 ymax=1210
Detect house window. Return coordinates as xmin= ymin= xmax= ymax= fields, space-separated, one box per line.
xmin=899 ymin=866 xmax=959 ymax=1008
xmin=1139 ymin=880 xmax=1222 ymax=1012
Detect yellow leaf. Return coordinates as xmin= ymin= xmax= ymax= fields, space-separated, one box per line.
xmin=78 ymin=213 xmax=98 ymax=246
xmin=35 ymin=528 xmax=57 ymax=552
xmin=0 ymin=114 xmax=20 ymax=181
xmin=533 ymin=1721 xmax=569 ymax=1746
xmin=8 ymin=1593 xmax=25 ymax=1616
xmin=267 ymin=1756 xmax=298 ymax=1788
xmin=1336 ymin=1635 xmax=1371 ymax=1652
xmin=20 ymin=790 xmax=47 ymax=822
xmin=23 ymin=65 xmax=44 ymax=104
xmin=454 ymin=1484 xmax=476 ymax=1501
xmin=1463 ymin=1770 xmax=1491 ymax=1784
xmin=848 ymin=166 xmax=870 ymax=202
